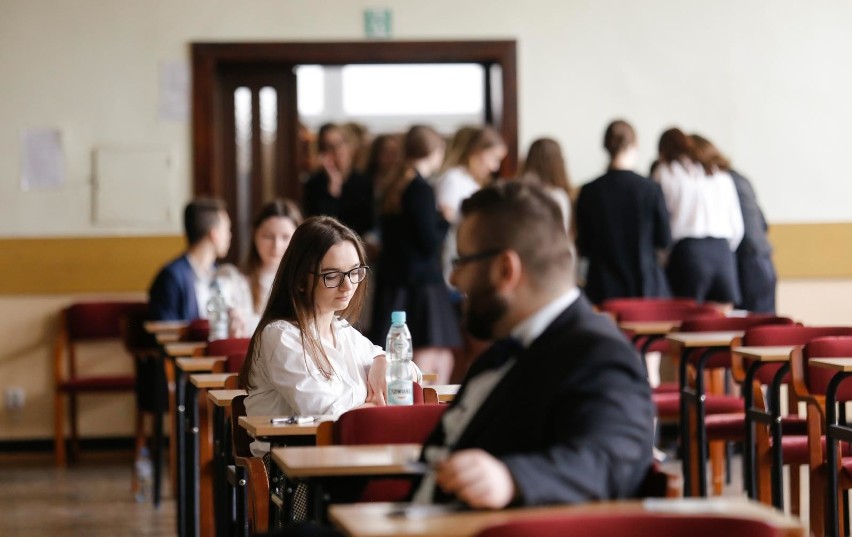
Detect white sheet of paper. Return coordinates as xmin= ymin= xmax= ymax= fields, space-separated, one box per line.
xmin=159 ymin=61 xmax=189 ymax=121
xmin=20 ymin=128 xmax=65 ymax=191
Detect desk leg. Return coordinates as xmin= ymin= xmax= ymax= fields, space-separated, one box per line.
xmin=171 ymin=362 xmax=188 ymax=537
xmin=152 ymin=355 xmax=166 ymax=508
xmin=212 ymin=404 xmax=227 ymax=537
xmin=185 ymin=380 xmax=199 ymax=537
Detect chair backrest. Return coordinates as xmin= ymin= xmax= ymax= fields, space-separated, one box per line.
xmin=207 ymin=337 xmax=250 ymax=359
xmin=745 ymin=326 xmax=852 ymax=384
xmin=804 ymin=336 xmax=852 ymax=401
xmin=184 ymin=319 xmax=210 ymax=342
xmin=66 ymin=301 xmax=148 ymax=341
xmin=325 ymin=403 xmax=446 ymax=502
xmin=230 ymin=394 xmax=253 ymax=458
xmin=225 ymin=352 xmax=247 ymax=375
xmin=600 ymin=297 xmax=697 ymax=315
xmin=475 ymin=513 xmax=785 ymax=537
xmin=613 ymin=304 xmax=720 ymax=322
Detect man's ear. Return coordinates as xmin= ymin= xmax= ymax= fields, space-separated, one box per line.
xmin=491 ymin=250 xmax=523 ymax=293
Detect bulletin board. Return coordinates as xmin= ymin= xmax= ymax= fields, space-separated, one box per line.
xmin=92 ymin=146 xmax=174 ymax=226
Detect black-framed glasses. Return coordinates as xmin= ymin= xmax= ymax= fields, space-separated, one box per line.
xmin=450 ymin=249 xmax=502 ymax=269
xmin=312 ymin=266 xmax=370 ymax=288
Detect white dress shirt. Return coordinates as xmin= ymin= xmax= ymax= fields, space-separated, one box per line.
xmin=246 ymin=318 xmax=383 ymax=455
xmin=413 ymin=287 xmax=581 ymax=503
xmin=655 ymin=160 xmax=744 ymax=250
xmin=188 ymin=257 xmax=214 ymax=319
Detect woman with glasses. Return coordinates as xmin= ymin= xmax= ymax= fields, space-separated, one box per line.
xmin=238 ymin=216 xmax=420 ymax=456
xmin=371 ymin=125 xmax=462 ymax=385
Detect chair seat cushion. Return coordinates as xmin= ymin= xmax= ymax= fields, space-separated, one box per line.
xmin=58 ymin=375 xmax=135 ymax=392
xmin=706 ymin=413 xmax=745 ymax=440
xmin=652 ymin=382 xmax=679 ymax=394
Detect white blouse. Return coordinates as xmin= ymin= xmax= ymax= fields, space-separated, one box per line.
xmin=655 ymin=160 xmax=744 ymax=251
xmin=433 ymin=166 xmax=480 ymax=282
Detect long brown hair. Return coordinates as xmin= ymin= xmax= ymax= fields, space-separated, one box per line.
xmin=459 ymin=126 xmax=506 ymax=185
xmin=657 ymin=127 xmax=710 ymax=173
xmin=521 ymin=137 xmax=572 ymax=194
xmin=691 ymin=134 xmax=731 ymax=172
xmin=381 ymin=125 xmax=445 ymax=214
xmin=243 ymin=199 xmax=303 ymax=313
xmin=238 ymin=216 xmax=368 ymax=387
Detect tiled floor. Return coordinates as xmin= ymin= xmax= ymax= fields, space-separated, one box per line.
xmin=0 ymin=452 xmax=175 ymax=537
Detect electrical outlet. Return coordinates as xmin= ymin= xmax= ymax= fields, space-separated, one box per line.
xmin=5 ymin=387 xmax=25 ymax=412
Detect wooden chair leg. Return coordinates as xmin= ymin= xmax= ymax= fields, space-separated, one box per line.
xmin=54 ymin=391 xmax=66 ymax=467
xmin=710 ymin=440 xmax=725 ymax=495
xmin=69 ymin=393 xmax=79 ymax=462
xmin=789 ymin=463 xmax=800 ymax=516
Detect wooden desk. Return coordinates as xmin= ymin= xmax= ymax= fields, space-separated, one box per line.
xmin=156 ymin=332 xmax=182 ymax=344
xmin=421 ymin=373 xmax=439 ymax=384
xmin=239 ymin=415 xmax=331 ymax=444
xmin=165 ymin=341 xmax=207 ymax=357
xmin=328 ymin=498 xmax=805 ymax=537
xmin=206 ymin=389 xmax=246 ymax=537
xmin=619 ymin=321 xmax=681 ymax=336
xmin=189 ymin=373 xmax=236 ymax=390
xmin=666 ymin=331 xmax=744 ymax=497
xmin=144 ymin=320 xmax=189 ymax=334
xmin=271 ymin=444 xmax=423 ymax=479
xmin=274 ymin=444 xmax=425 ymax=523
xmin=176 ymin=356 xmax=225 ymax=373
xmin=424 ymin=385 xmax=460 ymax=404
xmin=731 ymin=345 xmax=798 ymax=504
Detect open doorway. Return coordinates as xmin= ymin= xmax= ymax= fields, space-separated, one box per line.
xmin=191 ymin=40 xmax=518 ymax=262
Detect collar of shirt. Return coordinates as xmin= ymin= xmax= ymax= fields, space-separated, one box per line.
xmin=186 ymin=254 xmax=215 ymax=284
xmin=510 ymin=287 xmax=581 ymax=348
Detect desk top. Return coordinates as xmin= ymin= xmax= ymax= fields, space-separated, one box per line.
xmin=176 ymin=357 xmax=225 ymax=372
xmin=421 ymin=373 xmax=439 ymax=384
xmin=207 ymin=389 xmax=247 ymax=407
xmin=666 ymin=331 xmax=744 ymax=348
xmin=731 ymin=346 xmax=798 ymax=362
xmin=272 ymin=444 xmax=423 ymax=479
xmin=811 ymin=358 xmax=852 ymax=372
xmin=164 ymin=341 xmax=207 ymax=357
xmin=156 ymin=332 xmax=182 ymax=344
xmin=144 ymin=320 xmax=189 ymax=334
xmin=619 ymin=321 xmax=681 ymax=335
xmin=328 ymin=498 xmax=805 ymax=537
xmin=427 ymin=385 xmax=460 ymax=403
xmin=189 ymin=373 xmax=236 ymax=389
xmin=239 ymin=415 xmax=332 ymax=439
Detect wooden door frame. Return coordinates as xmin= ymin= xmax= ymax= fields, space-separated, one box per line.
xmin=191 ymin=40 xmax=518 ymax=197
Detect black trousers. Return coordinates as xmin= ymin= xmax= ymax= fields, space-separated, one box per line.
xmin=737 ymin=251 xmax=777 ymax=313
xmin=667 ymin=238 xmax=741 ymax=304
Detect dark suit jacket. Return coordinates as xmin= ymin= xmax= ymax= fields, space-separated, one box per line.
xmin=418 ymin=295 xmax=655 ymax=505
xmin=148 ymin=255 xmax=200 ymax=321
xmin=575 ymin=170 xmax=671 ymax=304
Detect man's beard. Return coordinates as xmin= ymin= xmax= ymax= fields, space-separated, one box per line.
xmin=463 ymin=280 xmax=509 ymax=340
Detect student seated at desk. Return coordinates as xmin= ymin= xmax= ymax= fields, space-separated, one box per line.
xmin=148 ymin=198 xmax=232 ymax=321
xmin=238 ymin=216 xmax=421 ymax=457
xmin=413 ymin=182 xmax=655 ymax=509
xmin=216 ymin=199 xmax=303 ymax=337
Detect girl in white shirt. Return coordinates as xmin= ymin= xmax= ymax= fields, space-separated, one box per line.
xmin=239 ymin=216 xmax=418 ymax=454
xmin=652 ymin=128 xmax=744 ymax=305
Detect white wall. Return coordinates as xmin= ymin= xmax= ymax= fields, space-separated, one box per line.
xmin=1 ymin=0 xmax=851 ymax=238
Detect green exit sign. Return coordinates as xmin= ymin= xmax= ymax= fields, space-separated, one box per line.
xmin=364 ymin=8 xmax=392 ymax=39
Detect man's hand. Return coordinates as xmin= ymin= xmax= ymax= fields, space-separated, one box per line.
xmin=435 ymin=449 xmax=516 ymax=509
xmin=366 ymin=355 xmax=388 ymax=406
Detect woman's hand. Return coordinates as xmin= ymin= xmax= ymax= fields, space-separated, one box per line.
xmin=228 ymin=307 xmax=247 ymax=338
xmin=366 ymin=355 xmax=388 ymax=406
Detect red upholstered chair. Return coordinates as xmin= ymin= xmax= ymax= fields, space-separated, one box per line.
xmin=53 ymin=301 xmax=146 ymax=466
xmin=673 ymin=316 xmax=794 ymax=498
xmin=475 ymin=513 xmax=787 ymax=537
xmin=207 ymin=337 xmax=250 ymax=359
xmin=789 ymin=336 xmax=852 ymax=537
xmin=184 ymin=318 xmax=210 ymax=342
xmin=315 ymin=402 xmax=445 ymax=502
xmin=734 ymin=325 xmax=852 ymax=511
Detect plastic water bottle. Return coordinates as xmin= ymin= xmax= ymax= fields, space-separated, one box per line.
xmin=207 ymin=278 xmax=229 ymax=341
xmin=386 ymin=311 xmax=414 ymax=406
xmin=135 ymin=446 xmax=154 ymax=503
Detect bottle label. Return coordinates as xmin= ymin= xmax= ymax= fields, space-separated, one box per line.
xmin=387 ymin=380 xmax=413 ymax=406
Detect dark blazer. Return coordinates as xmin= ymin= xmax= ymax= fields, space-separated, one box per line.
xmin=302 ymin=170 xmax=374 ymax=236
xmin=418 ymin=295 xmax=655 ymax=505
xmin=575 ymin=170 xmax=671 ymax=304
xmin=148 ymin=255 xmax=199 ymax=321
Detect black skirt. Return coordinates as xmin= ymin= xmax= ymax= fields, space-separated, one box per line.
xmin=370 ymin=282 xmax=462 ymax=349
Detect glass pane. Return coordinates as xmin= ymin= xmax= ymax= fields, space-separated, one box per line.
xmin=341 ymin=64 xmax=484 ymax=116
xmin=296 ymin=65 xmax=324 ymax=116
xmin=234 ymin=87 xmax=253 ymax=181
xmin=259 ymin=86 xmax=277 ymax=201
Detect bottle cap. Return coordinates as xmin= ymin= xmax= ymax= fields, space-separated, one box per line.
xmin=391 ymin=311 xmax=406 ymax=325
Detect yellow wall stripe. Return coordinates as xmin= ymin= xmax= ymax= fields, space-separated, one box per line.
xmin=0 ymin=236 xmax=185 ymax=294
xmin=0 ymin=223 xmax=849 ymax=294
xmin=768 ymin=222 xmax=852 ymax=278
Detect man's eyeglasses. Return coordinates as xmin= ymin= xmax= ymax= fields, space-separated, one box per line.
xmin=313 ymin=266 xmax=370 ymax=288
xmin=450 ymin=249 xmax=502 ymax=269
